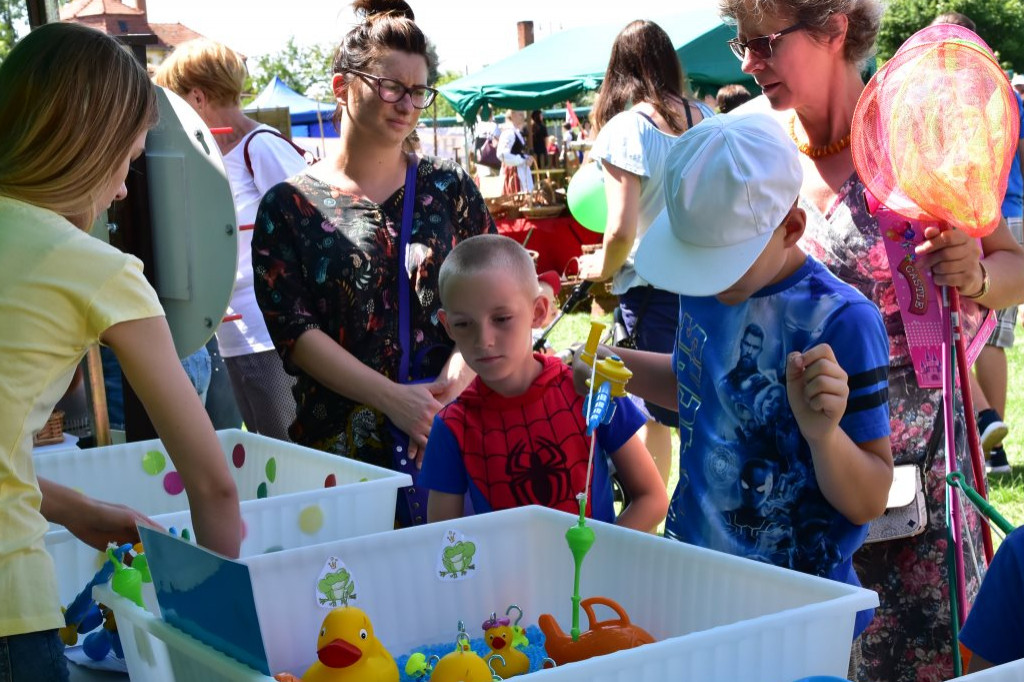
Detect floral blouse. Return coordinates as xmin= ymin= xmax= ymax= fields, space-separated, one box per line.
xmin=800 ymin=174 xmax=987 ymax=682
xmin=252 ymin=156 xmax=495 ymax=465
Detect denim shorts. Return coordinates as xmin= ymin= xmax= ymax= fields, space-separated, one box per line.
xmin=617 ymin=286 xmax=681 ymax=426
xmin=0 ymin=630 xmax=69 ymax=682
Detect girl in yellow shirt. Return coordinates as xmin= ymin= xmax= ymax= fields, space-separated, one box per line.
xmin=0 ymin=22 xmax=242 ymax=681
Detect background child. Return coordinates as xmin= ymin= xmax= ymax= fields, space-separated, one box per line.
xmin=420 ymin=234 xmax=667 ymax=532
xmin=960 ymin=525 xmax=1024 ymax=671
xmin=0 ymin=23 xmax=242 ymax=681
xmin=576 ymin=113 xmax=893 ymax=641
xmin=532 ymin=269 xmax=561 ymax=354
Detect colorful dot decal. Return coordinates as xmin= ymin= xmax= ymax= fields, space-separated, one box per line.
xmin=142 ymin=450 xmax=166 ymax=475
xmin=298 ymin=505 xmax=324 ymax=535
xmin=324 ymin=474 xmax=337 ymax=488
xmin=232 ymin=443 xmax=246 ymax=468
xmin=163 ymin=471 xmax=184 ymax=495
xmin=256 ymin=482 xmax=268 ymax=499
xmin=265 ymin=457 xmax=277 ymax=483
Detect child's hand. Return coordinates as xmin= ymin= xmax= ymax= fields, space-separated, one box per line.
xmin=67 ymin=499 xmax=161 ymax=553
xmin=785 ymin=344 xmax=848 ymax=443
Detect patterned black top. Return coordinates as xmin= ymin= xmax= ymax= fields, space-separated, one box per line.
xmin=252 ymin=155 xmax=495 ymax=465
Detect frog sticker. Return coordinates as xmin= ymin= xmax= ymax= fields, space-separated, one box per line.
xmin=437 ymin=529 xmax=478 ymax=581
xmin=315 ymin=556 xmax=357 ymax=608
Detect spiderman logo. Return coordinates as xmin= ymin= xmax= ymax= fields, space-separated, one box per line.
xmin=505 ymin=436 xmax=573 ymax=507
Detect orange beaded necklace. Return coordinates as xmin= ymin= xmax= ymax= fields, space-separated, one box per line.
xmin=788 ymin=114 xmax=851 ymax=159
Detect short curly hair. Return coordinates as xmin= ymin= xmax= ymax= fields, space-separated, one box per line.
xmin=154 ymin=38 xmax=248 ymax=107
xmin=718 ymin=0 xmax=883 ymax=68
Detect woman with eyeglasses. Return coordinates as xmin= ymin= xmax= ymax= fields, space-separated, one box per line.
xmin=721 ymin=1 xmax=1024 ymax=680
xmin=252 ymin=0 xmax=494 ymax=525
xmin=576 ymin=20 xmax=713 ymax=487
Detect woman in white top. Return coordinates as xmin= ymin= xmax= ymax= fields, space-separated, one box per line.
xmin=577 ymin=20 xmax=713 ymax=485
xmin=497 ymin=109 xmax=536 ymax=194
xmin=155 ymin=39 xmax=310 ymax=441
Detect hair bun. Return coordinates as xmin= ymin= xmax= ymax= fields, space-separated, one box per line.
xmin=353 ymin=0 xmax=415 ymax=22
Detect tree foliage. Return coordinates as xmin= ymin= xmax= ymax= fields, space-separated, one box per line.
xmin=878 ymin=0 xmax=1024 ymax=72
xmin=246 ymin=37 xmax=335 ymax=100
xmin=0 ymin=0 xmax=27 ymax=63
xmin=246 ymin=36 xmax=445 ymax=102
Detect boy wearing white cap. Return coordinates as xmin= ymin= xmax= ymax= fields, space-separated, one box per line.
xmin=576 ymin=112 xmax=893 ymax=637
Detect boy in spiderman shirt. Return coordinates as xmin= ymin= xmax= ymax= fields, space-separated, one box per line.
xmin=419 ymin=234 xmax=668 ymax=532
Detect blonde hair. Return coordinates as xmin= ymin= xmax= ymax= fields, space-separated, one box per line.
xmin=0 ymin=22 xmax=158 ymax=229
xmin=154 ymin=38 xmax=248 ymax=107
xmin=438 ymin=234 xmax=539 ymax=305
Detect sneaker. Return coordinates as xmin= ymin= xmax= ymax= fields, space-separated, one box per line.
xmin=977 ymin=409 xmax=1009 ymax=454
xmin=987 ymin=445 xmax=1012 ymax=475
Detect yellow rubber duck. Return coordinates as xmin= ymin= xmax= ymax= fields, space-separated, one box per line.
xmin=430 ymin=648 xmax=495 ymax=682
xmin=302 ymin=606 xmax=398 ymax=682
xmin=482 ymin=614 xmax=529 ymax=677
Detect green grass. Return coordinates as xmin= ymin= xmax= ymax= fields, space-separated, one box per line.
xmin=547 ymin=310 xmax=1024 ymax=534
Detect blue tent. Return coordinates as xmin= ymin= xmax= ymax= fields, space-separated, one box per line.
xmin=245 ymin=76 xmax=338 ymax=138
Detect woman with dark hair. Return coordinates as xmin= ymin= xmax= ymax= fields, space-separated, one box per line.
xmin=577 ymin=19 xmax=714 ymax=486
xmin=720 ymin=0 xmax=1024 ymax=679
xmin=529 ymin=109 xmax=550 ymax=168
xmin=252 ymin=0 xmax=494 ymax=524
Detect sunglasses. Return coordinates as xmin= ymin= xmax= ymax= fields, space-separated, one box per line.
xmin=727 ymin=21 xmax=806 ymax=61
xmin=345 ymin=69 xmax=438 ymax=109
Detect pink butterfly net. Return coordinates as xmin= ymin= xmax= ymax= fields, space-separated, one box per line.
xmin=851 ymin=24 xmax=1019 ymax=237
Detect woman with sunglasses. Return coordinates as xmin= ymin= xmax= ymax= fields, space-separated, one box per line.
xmin=577 ymin=20 xmax=713 ymax=487
xmin=720 ymin=1 xmax=1024 ymax=680
xmin=252 ymin=0 xmax=494 ymax=524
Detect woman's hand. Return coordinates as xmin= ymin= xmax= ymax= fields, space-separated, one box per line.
xmin=915 ymin=225 xmax=985 ymax=294
xmin=382 ymin=383 xmax=443 ymax=463
xmin=577 ymin=250 xmax=607 ymax=281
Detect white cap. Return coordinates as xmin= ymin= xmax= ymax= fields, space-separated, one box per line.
xmin=635 ymin=112 xmax=803 ymax=296
xmin=1012 ymin=73 xmax=1024 ymax=87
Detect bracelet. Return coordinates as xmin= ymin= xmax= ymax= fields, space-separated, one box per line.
xmin=963 ymin=261 xmax=990 ymax=299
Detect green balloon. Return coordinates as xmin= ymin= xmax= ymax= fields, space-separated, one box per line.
xmin=566 ymin=163 xmax=607 ymax=233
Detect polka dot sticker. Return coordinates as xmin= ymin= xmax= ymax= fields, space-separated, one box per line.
xmin=299 ymin=505 xmax=324 ymax=535
xmin=324 ymin=474 xmax=337 ymax=488
xmin=256 ymin=482 xmax=268 ymax=499
xmin=163 ymin=471 xmax=184 ymax=495
xmin=265 ymin=457 xmax=277 ymax=483
xmin=232 ymin=443 xmax=246 ymax=468
xmin=142 ymin=450 xmax=166 ymax=476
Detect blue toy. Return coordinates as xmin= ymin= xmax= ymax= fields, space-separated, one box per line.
xmin=59 ymin=541 xmax=153 ymax=661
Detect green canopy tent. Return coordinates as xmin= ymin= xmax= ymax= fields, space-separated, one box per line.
xmin=439 ymin=9 xmax=754 ymax=124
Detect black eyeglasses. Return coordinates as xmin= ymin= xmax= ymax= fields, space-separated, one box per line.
xmin=727 ymin=21 xmax=806 ymax=61
xmin=345 ymin=69 xmax=438 ymax=109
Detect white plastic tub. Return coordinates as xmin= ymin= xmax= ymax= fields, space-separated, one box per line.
xmin=129 ymin=505 xmax=878 ymax=682
xmin=39 ymin=429 xmax=410 ymax=605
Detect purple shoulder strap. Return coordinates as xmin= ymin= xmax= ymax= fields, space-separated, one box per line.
xmin=396 ymin=154 xmax=419 ymax=383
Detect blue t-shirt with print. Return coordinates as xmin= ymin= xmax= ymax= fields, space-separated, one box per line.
xmin=960 ymin=525 xmax=1024 ymax=666
xmin=666 ymin=257 xmax=890 ymax=637
xmin=1002 ymin=90 xmax=1024 ymax=219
